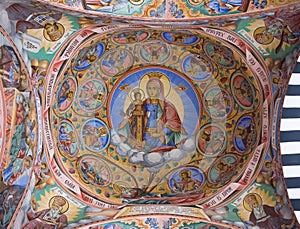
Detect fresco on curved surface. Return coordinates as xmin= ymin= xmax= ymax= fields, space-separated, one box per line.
xmin=31 ymin=0 xmax=300 ymax=21
xmin=0 ymin=26 xmax=38 ymax=229
xmin=0 ymin=1 xmax=299 ymax=228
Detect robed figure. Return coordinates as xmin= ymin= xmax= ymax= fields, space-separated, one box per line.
xmin=118 ymin=72 xmax=187 ymax=152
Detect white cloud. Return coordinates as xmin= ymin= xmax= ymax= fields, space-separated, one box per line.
xmin=128 ymin=151 xmax=145 ymax=164
xmin=144 ymin=152 xmax=163 ymax=166
xmin=116 ymin=143 xmax=131 ymax=156
xmin=111 ymin=129 xmax=195 ymax=169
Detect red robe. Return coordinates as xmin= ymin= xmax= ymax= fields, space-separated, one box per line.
xmin=249 ymin=205 xmax=293 ymax=229
xmin=22 ymin=209 xmax=68 ymax=229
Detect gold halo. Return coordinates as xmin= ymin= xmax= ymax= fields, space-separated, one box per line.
xmin=39 ymin=60 xmax=49 ymax=72
xmin=179 ymin=169 xmax=191 ymax=178
xmin=24 ymin=157 xmax=32 ymax=169
xmin=129 ymin=0 xmax=144 ymax=5
xmin=188 ymin=0 xmax=204 ymax=6
xmin=253 ymin=27 xmax=274 ymax=45
xmin=48 ymin=196 xmax=69 ymax=214
xmin=139 ymin=72 xmax=171 ymax=98
xmin=215 ymin=160 xmax=226 ymax=171
xmin=113 ymin=182 xmax=129 ymax=194
xmin=31 ymin=59 xmax=39 ymax=68
xmin=130 ymin=88 xmax=145 ymax=102
xmin=43 ymin=22 xmax=65 ymax=42
xmin=41 ymin=162 xmax=48 ymax=170
xmin=264 ymin=160 xmax=272 ymax=169
xmin=243 ymin=193 xmax=262 ymax=212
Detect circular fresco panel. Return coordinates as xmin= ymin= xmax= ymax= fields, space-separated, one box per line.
xmin=77 ymin=155 xmax=111 ymax=187
xmin=54 ymin=76 xmax=77 ymax=114
xmin=76 ymin=78 xmax=107 ymax=112
xmin=57 ymin=120 xmax=79 ymax=159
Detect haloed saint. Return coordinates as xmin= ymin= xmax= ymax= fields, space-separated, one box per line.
xmin=118 ymin=72 xmax=187 ymax=153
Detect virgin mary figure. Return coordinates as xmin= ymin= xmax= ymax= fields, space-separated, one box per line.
xmin=118 ymin=72 xmax=187 ymax=152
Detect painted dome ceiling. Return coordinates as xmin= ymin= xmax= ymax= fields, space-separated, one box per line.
xmin=0 ymin=0 xmax=300 ymax=228
xmin=33 ymin=0 xmax=300 ymax=21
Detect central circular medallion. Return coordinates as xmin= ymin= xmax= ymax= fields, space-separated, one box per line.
xmin=108 ymin=66 xmax=201 ymax=153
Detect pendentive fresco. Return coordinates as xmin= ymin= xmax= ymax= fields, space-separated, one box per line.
xmin=0 ymin=0 xmax=299 ymax=228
